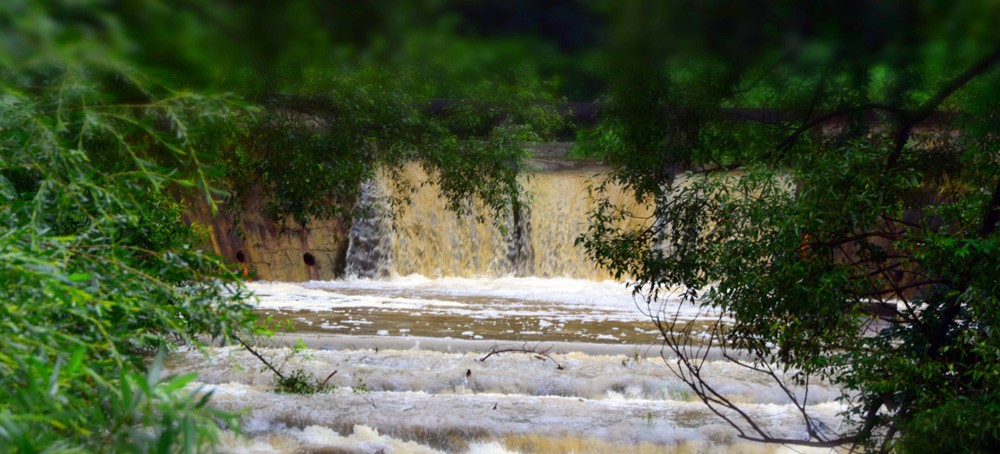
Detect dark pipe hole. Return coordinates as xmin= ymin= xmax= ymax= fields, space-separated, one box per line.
xmin=303 ymin=253 xmax=316 ymax=266
xmin=236 ymin=251 xmax=246 ymax=263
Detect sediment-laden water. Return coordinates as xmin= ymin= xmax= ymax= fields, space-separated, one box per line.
xmin=246 ymin=277 xmax=704 ymax=343
xmin=169 ymin=278 xmax=843 ymax=453
xmin=170 ymin=162 xmax=844 ymax=453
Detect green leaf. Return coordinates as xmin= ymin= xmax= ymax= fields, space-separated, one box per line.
xmin=67 ymin=273 xmax=91 ymax=283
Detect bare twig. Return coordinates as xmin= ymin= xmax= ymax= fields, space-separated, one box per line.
xmin=233 ymin=334 xmax=284 ymax=380
xmin=480 ymin=344 xmax=564 ymax=370
xmin=655 ymin=301 xmax=862 ymax=448
xmin=319 ymin=370 xmax=338 ymax=388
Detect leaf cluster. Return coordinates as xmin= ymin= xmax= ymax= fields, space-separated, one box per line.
xmin=1 ymin=1 xmax=256 ymax=451
xmin=219 ymin=67 xmax=563 ymax=227
xmin=577 ymin=1 xmax=1000 ymax=450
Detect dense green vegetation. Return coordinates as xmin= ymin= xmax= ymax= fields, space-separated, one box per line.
xmin=0 ymin=1 xmax=564 ymax=450
xmin=221 ymin=70 xmax=561 ymax=226
xmin=116 ymin=0 xmax=569 ymax=225
xmin=2 ymin=0 xmax=999 ymax=452
xmin=0 ymin=2 xmax=258 ymax=450
xmin=577 ymin=1 xmax=1000 ymax=451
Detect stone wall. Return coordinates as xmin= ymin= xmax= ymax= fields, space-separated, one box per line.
xmin=179 ymin=145 xmax=581 ymax=282
xmin=183 ymin=187 xmax=349 ymax=282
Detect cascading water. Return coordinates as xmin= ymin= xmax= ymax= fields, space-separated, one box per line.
xmin=345 ymin=161 xmax=654 ymax=280
xmin=521 ymin=167 xmax=653 ymax=279
xmin=385 ymin=164 xmax=514 ymax=277
xmin=169 ymin=157 xmax=843 ymax=453
xmin=344 ymin=179 xmax=394 ymax=279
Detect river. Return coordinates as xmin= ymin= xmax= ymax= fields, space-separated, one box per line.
xmin=166 ymin=161 xmax=843 ymax=453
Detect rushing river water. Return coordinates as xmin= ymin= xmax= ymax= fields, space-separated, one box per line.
xmin=167 ymin=161 xmax=844 ymax=453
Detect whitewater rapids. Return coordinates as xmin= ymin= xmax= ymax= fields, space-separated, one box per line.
xmin=166 ymin=278 xmax=845 ymax=453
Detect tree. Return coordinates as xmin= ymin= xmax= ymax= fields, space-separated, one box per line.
xmin=220 ymin=69 xmax=563 ymax=227
xmin=97 ymin=0 xmax=568 ymax=227
xmin=0 ymin=1 xmax=566 ymax=449
xmin=0 ymin=1 xmax=257 ymax=450
xmin=15 ymin=0 xmax=999 ymax=451
xmin=578 ymin=1 xmax=1000 ymax=451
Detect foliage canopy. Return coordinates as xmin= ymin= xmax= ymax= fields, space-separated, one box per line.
xmin=0 ymin=1 xmax=567 ymax=450
xmin=578 ymin=1 xmax=1000 ymax=451
xmin=4 ymin=0 xmax=1000 ymax=452
xmin=0 ymin=1 xmax=257 ymax=450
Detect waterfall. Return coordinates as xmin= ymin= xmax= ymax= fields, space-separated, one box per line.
xmin=344 ymin=179 xmax=394 ymax=278
xmin=345 ymin=161 xmax=654 ymax=280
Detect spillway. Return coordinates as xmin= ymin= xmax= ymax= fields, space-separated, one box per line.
xmin=170 ymin=158 xmax=842 ymax=453
xmin=345 ymin=161 xmax=654 ymax=280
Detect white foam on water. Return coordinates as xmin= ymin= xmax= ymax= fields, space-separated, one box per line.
xmin=247 ymin=277 xmax=714 ymax=324
xmin=202 ymin=278 xmax=843 ymax=452
xmin=203 ymin=379 xmax=842 ymax=453
xmin=171 ymin=342 xmax=844 ymax=452
xmin=211 ymin=344 xmax=832 ymax=401
xmin=306 ymin=275 xmax=648 ymax=308
xmin=465 ymin=442 xmax=520 ymax=454
xmin=220 ymin=424 xmax=446 ymax=454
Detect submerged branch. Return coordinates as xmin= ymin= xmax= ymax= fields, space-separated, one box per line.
xmin=233 ymin=334 xmax=285 ymax=380
xmin=479 ymin=344 xmax=565 ymax=370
